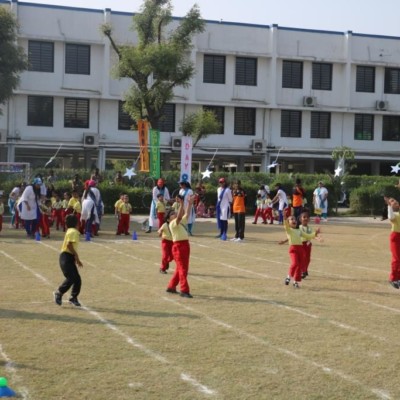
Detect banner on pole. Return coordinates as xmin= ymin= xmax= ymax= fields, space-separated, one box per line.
xmin=149 ymin=128 xmax=160 ymax=179
xmin=180 ymin=136 xmax=192 ymax=183
xmin=137 ymin=120 xmax=149 ymax=172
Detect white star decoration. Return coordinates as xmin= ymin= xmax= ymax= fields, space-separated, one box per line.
xmin=123 ymin=167 xmax=136 ymax=179
xmin=334 ymin=166 xmax=343 ymax=177
xmin=201 ymin=169 xmax=213 ymax=179
xmin=266 ymin=162 xmax=278 ymax=169
xmin=391 ymin=164 xmax=400 ymax=174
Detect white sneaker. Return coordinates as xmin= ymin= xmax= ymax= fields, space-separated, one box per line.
xmin=230 ymin=237 xmax=237 ymax=241
xmin=235 ymin=238 xmax=243 ymax=242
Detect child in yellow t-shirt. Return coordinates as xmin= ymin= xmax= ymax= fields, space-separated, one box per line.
xmin=157 ymin=210 xmax=174 ymax=274
xmin=156 ymin=193 xmax=166 ymax=230
xmin=116 ymin=194 xmax=132 ymax=235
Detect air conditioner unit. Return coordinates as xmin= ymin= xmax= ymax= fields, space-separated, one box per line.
xmin=376 ymin=100 xmax=388 ymax=111
xmin=0 ymin=129 xmax=7 ymax=144
xmin=252 ymin=139 xmax=265 ymax=154
xmin=83 ymin=133 xmax=99 ymax=148
xmin=303 ymin=96 xmax=317 ymax=107
xmin=171 ymin=136 xmax=182 ymax=151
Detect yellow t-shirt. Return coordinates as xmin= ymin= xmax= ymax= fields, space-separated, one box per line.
xmin=299 ymin=224 xmax=314 ymax=243
xmin=62 ymin=199 xmax=69 ymax=208
xmin=156 ymin=200 xmax=166 ymax=213
xmin=118 ymin=202 xmax=132 ymax=214
xmin=390 ymin=213 xmax=400 ymax=232
xmin=61 ymin=228 xmax=80 ymax=254
xmin=53 ymin=200 xmax=63 ymax=210
xmin=73 ymin=200 xmax=82 ymax=213
xmin=284 ymin=220 xmax=316 ymax=245
xmin=114 ymin=199 xmax=123 ymax=210
xmin=169 ymin=216 xmax=189 ymax=242
xmin=159 ymin=222 xmax=173 ymax=241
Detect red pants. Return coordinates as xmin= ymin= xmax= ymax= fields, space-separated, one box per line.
xmin=53 ymin=209 xmax=63 ymax=230
xmin=264 ymin=208 xmax=273 ymax=224
xmin=288 ymin=245 xmax=305 ymax=282
xmin=389 ymin=232 xmax=400 ymax=281
xmin=40 ymin=214 xmax=50 ymax=237
xmin=168 ymin=240 xmax=190 ymax=293
xmin=160 ymin=239 xmax=173 ymax=271
xmin=157 ymin=212 xmax=165 ymax=230
xmin=253 ymin=209 xmax=266 ymax=223
xmin=117 ymin=213 xmax=130 ymax=234
xmin=302 ymin=242 xmax=312 ymax=273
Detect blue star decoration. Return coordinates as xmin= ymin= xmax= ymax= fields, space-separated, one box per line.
xmin=201 ymin=169 xmax=212 ymax=179
xmin=391 ymin=164 xmax=400 ymax=174
xmin=123 ymin=167 xmax=136 ymax=179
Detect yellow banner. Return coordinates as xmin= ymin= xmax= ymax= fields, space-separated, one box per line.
xmin=137 ymin=119 xmax=149 ymax=172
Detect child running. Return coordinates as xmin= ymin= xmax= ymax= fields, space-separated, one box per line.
xmin=385 ymin=196 xmax=400 ymax=289
xmin=53 ymin=214 xmax=83 ymax=307
xmin=281 ymin=210 xmax=320 ymax=288
xmin=298 ymin=210 xmax=319 ymax=279
xmin=165 ymin=194 xmax=196 ymax=298
xmin=157 ymin=210 xmax=174 ymax=274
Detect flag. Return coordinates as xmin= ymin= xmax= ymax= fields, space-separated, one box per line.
xmin=149 ymin=128 xmax=160 ymax=179
xmin=180 ymin=136 xmax=192 ymax=183
xmin=137 ymin=120 xmax=149 ymax=172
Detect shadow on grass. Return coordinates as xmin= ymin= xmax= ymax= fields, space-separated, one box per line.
xmin=90 ymin=307 xmax=199 ymax=319
xmin=190 ymin=272 xmax=254 ymax=280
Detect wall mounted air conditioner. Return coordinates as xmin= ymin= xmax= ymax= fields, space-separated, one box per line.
xmin=171 ymin=136 xmax=182 ymax=151
xmin=376 ymin=100 xmax=388 ymax=111
xmin=252 ymin=139 xmax=266 ymax=154
xmin=303 ymin=96 xmax=317 ymax=107
xmin=83 ymin=133 xmax=99 ymax=147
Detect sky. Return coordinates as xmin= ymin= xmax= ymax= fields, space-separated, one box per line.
xmin=21 ymin=0 xmax=400 ymax=37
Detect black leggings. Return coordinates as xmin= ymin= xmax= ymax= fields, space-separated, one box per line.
xmin=58 ymin=252 xmax=81 ymax=298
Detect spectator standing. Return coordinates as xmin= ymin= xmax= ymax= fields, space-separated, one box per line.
xmin=313 ymin=181 xmax=329 ymax=221
xmin=231 ymin=180 xmax=247 ymax=241
xmin=292 ymin=178 xmax=306 ymax=223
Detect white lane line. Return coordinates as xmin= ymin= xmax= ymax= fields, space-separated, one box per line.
xmin=163 ymin=296 xmax=391 ymax=400
xmin=8 ymin=244 xmax=216 ymax=397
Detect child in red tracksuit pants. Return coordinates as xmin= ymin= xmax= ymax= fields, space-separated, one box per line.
xmin=298 ymin=211 xmax=319 ymax=279
xmin=157 ymin=213 xmax=174 ymax=274
xmin=386 ymin=197 xmax=400 ymax=289
xmin=52 ymin=194 xmax=63 ymax=230
xmin=116 ymin=194 xmax=132 ymax=235
xmin=165 ymin=194 xmax=195 ymax=298
xmin=280 ymin=211 xmax=319 ymax=288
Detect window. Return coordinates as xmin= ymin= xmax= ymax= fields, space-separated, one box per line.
xmin=383 ymin=116 xmax=400 ymax=141
xmin=384 ymin=68 xmax=400 ymax=94
xmin=28 ymin=41 xmax=54 ymax=72
xmin=311 ymin=112 xmax=331 ymax=138
xmin=65 ymin=43 xmax=90 ymax=75
xmin=312 ymin=62 xmax=332 ymax=90
xmin=64 ymin=98 xmax=89 ymax=128
xmin=203 ymin=54 xmax=225 ymax=84
xmin=118 ymin=101 xmax=135 ymax=130
xmin=234 ymin=107 xmax=256 ymax=135
xmin=28 ymin=96 xmax=53 ymax=126
xmin=281 ymin=110 xmax=302 ymax=138
xmin=158 ymin=103 xmax=175 ymax=132
xmin=203 ymin=105 xmax=224 ymax=134
xmin=356 ymin=66 xmax=375 ymax=93
xmin=282 ymin=60 xmax=303 ymax=89
xmin=354 ymin=114 xmax=374 ymax=140
xmin=235 ymin=57 xmax=257 ymax=86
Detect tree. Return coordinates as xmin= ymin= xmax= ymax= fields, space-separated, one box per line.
xmin=0 ymin=8 xmax=27 ymax=115
xmin=101 ymin=0 xmax=205 ymax=127
xmin=179 ymin=110 xmax=221 ymax=147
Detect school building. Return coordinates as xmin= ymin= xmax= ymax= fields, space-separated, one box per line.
xmin=0 ymin=0 xmax=400 ymax=174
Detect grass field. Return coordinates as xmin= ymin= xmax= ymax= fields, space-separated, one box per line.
xmin=1 ymin=214 xmax=399 ymax=400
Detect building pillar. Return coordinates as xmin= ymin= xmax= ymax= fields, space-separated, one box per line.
xmin=306 ymin=159 xmax=315 ymax=173
xmin=237 ymin=157 xmax=245 ymax=172
xmin=371 ymin=161 xmax=380 ymax=175
xmin=97 ymin=147 xmax=106 ymax=171
xmin=7 ymin=144 xmax=15 ymax=163
xmin=162 ymin=153 xmax=171 ymax=172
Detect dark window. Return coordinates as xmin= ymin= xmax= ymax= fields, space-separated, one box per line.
xmin=28 ymin=41 xmax=54 ymax=72
xmin=312 ymin=62 xmax=332 ymax=90
xmin=234 ymin=107 xmax=256 ymax=135
xmin=203 ymin=54 xmax=226 ymax=84
xmin=158 ymin=103 xmax=175 ymax=132
xmin=356 ymin=66 xmax=375 ymax=93
xmin=281 ymin=110 xmax=302 ymax=138
xmin=383 ymin=116 xmax=400 ymax=141
xmin=384 ymin=68 xmax=400 ymax=94
xmin=235 ymin=57 xmax=257 ymax=86
xmin=65 ymin=43 xmax=90 ymax=75
xmin=27 ymin=96 xmax=53 ymax=126
xmin=311 ymin=112 xmax=331 ymax=138
xmin=203 ymin=105 xmax=224 ymax=134
xmin=354 ymin=114 xmax=374 ymax=140
xmin=64 ymin=98 xmax=89 ymax=128
xmin=118 ymin=101 xmax=135 ymax=130
xmin=282 ymin=60 xmax=303 ymax=89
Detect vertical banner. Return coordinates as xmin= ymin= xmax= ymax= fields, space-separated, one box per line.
xmin=137 ymin=119 xmax=149 ymax=172
xmin=149 ymin=128 xmax=160 ymax=179
xmin=180 ymin=136 xmax=192 ymax=183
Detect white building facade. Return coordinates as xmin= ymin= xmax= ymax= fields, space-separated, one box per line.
xmin=1 ymin=0 xmax=400 ymax=174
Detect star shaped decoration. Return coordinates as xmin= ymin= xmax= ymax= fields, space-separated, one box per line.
xmin=391 ymin=164 xmax=400 ymax=174
xmin=266 ymin=162 xmax=278 ymax=169
xmin=201 ymin=169 xmax=213 ymax=179
xmin=123 ymin=167 xmax=136 ymax=179
xmin=334 ymin=166 xmax=342 ymax=177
